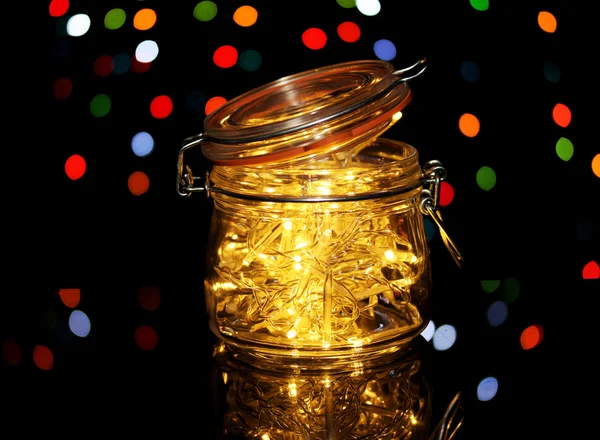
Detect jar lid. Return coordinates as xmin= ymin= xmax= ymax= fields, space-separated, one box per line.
xmin=202 ymin=59 xmax=425 ymax=166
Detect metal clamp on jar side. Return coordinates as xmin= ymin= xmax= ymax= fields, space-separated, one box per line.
xmin=177 ymin=134 xmax=464 ymax=269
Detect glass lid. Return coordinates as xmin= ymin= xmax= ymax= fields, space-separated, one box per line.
xmin=202 ymin=59 xmax=425 ymax=166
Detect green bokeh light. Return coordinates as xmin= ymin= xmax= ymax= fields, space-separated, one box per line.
xmin=105 ymin=8 xmax=126 ymax=30
xmin=90 ymin=94 xmax=112 ymax=117
xmin=337 ymin=0 xmax=356 ymax=8
xmin=543 ymin=61 xmax=561 ymax=83
xmin=556 ymin=137 xmax=574 ymax=161
xmin=238 ymin=49 xmax=262 ymax=72
xmin=481 ymin=280 xmax=501 ymax=293
xmin=470 ymin=0 xmax=489 ymax=11
xmin=194 ymin=1 xmax=218 ymax=21
xmin=476 ymin=166 xmax=496 ymax=191
xmin=502 ymin=277 xmax=520 ymax=303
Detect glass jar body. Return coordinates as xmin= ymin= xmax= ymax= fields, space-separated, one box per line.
xmin=203 ymin=139 xmax=432 ymax=367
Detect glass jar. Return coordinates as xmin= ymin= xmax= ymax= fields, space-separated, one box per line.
xmin=177 ymin=59 xmax=461 ymax=368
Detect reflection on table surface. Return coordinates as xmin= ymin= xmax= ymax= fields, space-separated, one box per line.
xmin=211 ymin=339 xmax=463 ymax=440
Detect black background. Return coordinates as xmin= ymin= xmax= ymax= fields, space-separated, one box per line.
xmin=2 ymin=1 xmax=598 ymax=438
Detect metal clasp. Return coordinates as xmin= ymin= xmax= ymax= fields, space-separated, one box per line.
xmin=420 ymin=160 xmax=464 ymax=269
xmin=176 ymin=133 xmax=211 ymax=197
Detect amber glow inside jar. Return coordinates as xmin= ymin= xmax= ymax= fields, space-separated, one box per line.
xmin=177 ymin=59 xmax=450 ymax=368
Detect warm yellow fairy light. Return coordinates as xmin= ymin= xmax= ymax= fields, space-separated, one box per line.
xmin=208 ymin=155 xmax=427 ymax=355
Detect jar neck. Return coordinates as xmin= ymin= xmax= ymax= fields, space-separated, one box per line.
xmin=209 ymin=139 xmax=422 ymax=200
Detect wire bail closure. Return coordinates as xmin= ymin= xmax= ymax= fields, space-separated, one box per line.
xmin=177 ymin=135 xmax=464 ymax=269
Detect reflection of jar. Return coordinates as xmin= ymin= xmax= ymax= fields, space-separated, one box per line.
xmin=212 ymin=340 xmax=433 ymax=440
xmin=177 ymin=60 xmax=462 ymax=367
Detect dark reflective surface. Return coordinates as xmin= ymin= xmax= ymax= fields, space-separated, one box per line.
xmin=211 ymin=338 xmax=461 ymax=440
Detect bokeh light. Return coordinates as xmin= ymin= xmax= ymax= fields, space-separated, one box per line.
xmin=421 ymin=320 xmax=435 ymax=342
xmin=94 ymin=55 xmax=113 ymax=77
xmin=552 ymin=103 xmax=571 ymax=128
xmin=64 ymin=155 xmax=86 ymax=181
xmin=460 ymin=61 xmax=480 ymax=83
xmin=205 ymin=96 xmax=227 ymax=116
xmin=131 ymin=131 xmax=155 ymax=157
xmin=481 ymin=280 xmax=501 ymax=293
xmin=238 ymin=49 xmax=262 ymax=71
xmin=194 ymin=1 xmax=218 ymax=21
xmin=459 ymin=113 xmax=480 ymax=137
xmin=69 ymin=310 xmax=91 ymax=338
xmin=543 ymin=61 xmax=561 ymax=83
xmin=105 ymin=8 xmax=126 ymax=30
xmin=470 ymin=0 xmax=489 ymax=12
xmin=336 ymin=0 xmax=356 ymax=8
xmin=90 ymin=94 xmax=111 ymax=117
xmin=302 ymin=28 xmax=327 ymax=50
xmin=113 ymin=53 xmax=132 ymax=74
xmin=2 ymin=339 xmax=21 ymax=366
xmin=538 ymin=11 xmax=557 ymax=33
xmin=135 ymin=325 xmax=158 ymax=350
xmin=424 ymin=218 xmax=436 ymax=241
xmin=356 ymin=0 xmax=381 ymax=16
xmin=477 ymin=377 xmax=498 ymax=401
xmin=213 ymin=45 xmax=238 ymax=68
xmin=487 ymin=300 xmax=508 ymax=327
xmin=502 ymin=277 xmax=520 ymax=303
xmin=592 ymin=154 xmax=600 ymax=178
xmin=59 ymin=288 xmax=81 ymax=308
xmin=520 ymin=324 xmax=544 ymax=350
xmin=233 ymin=5 xmax=258 ymax=27
xmin=555 ymin=137 xmax=574 ymax=161
xmin=373 ymin=39 xmax=396 ymax=61
xmin=49 ymin=0 xmax=69 ymax=18
xmin=132 ymin=59 xmax=152 ymax=74
xmin=439 ymin=181 xmax=455 ymax=207
xmin=138 ymin=286 xmax=161 ymax=312
xmin=476 ymin=166 xmax=496 ymax=191
xmin=128 ymin=171 xmax=150 ymax=196
xmin=133 ymin=8 xmax=157 ymax=30
xmin=135 ymin=40 xmax=159 ymax=63
xmin=432 ymin=324 xmax=457 ymax=351
xmin=150 ymin=95 xmax=173 ymax=119
xmin=33 ymin=345 xmax=54 ymax=371
xmin=337 ymin=21 xmax=361 ymax=43
xmin=582 ymin=261 xmax=600 ymax=279
xmin=53 ymin=77 xmax=72 ymax=99
xmin=67 ymin=14 xmax=91 ymax=37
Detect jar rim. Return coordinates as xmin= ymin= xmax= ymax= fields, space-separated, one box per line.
xmin=208 ymin=139 xmax=423 ymax=203
xmin=202 ymin=60 xmax=413 ymax=166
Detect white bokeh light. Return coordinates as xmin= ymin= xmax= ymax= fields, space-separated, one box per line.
xmin=135 ymin=40 xmax=159 ymax=63
xmin=67 ymin=14 xmax=91 ymax=37
xmin=356 ymin=0 xmax=381 ymax=17
xmin=420 ymin=320 xmax=436 ymax=342
xmin=131 ymin=131 xmax=155 ymax=157
xmin=432 ymin=324 xmax=457 ymax=351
